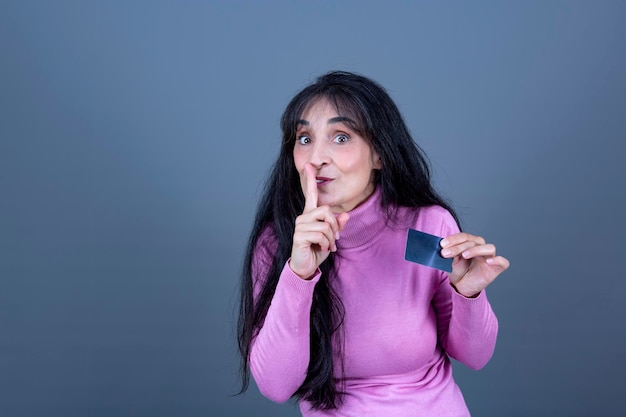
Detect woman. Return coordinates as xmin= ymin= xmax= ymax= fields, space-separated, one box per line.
xmin=237 ymin=71 xmax=509 ymax=416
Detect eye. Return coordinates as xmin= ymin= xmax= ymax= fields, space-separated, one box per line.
xmin=333 ymin=134 xmax=349 ymax=144
xmin=297 ymin=136 xmax=311 ymax=145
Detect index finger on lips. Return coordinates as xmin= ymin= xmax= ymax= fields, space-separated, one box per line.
xmin=304 ymin=163 xmax=318 ymax=212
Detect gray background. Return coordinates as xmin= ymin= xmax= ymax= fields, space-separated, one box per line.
xmin=1 ymin=1 xmax=625 ymax=416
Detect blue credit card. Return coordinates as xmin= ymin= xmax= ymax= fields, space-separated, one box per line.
xmin=404 ymin=228 xmax=453 ymax=272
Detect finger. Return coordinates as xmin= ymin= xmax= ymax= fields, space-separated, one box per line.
xmin=297 ymin=207 xmax=340 ymax=238
xmin=459 ymin=243 xmax=497 ymax=259
xmin=440 ymin=241 xmax=478 ymax=258
xmin=486 ymin=255 xmax=510 ymax=270
xmin=336 ymin=212 xmax=350 ymax=238
xmin=295 ymin=218 xmax=338 ymax=250
xmin=297 ymin=231 xmax=333 ymax=253
xmin=441 ymin=233 xmax=486 ymax=248
xmin=303 ymin=163 xmax=318 ymax=212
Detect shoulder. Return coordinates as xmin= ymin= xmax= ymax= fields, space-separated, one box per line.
xmin=399 ymin=204 xmax=460 ymax=238
xmin=416 ymin=204 xmax=456 ymax=223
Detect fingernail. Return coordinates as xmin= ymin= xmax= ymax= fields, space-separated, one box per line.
xmin=442 ymin=249 xmax=451 ymax=256
xmin=440 ymin=239 xmax=448 ymax=247
xmin=336 ymin=232 xmax=340 ymax=240
xmin=462 ymin=250 xmax=470 ymax=258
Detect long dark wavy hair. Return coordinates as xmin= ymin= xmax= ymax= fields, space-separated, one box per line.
xmin=237 ymin=70 xmax=459 ymax=410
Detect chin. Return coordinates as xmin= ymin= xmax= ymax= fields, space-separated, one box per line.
xmin=318 ymin=200 xmax=341 ymax=212
xmin=319 ymin=199 xmax=338 ymax=208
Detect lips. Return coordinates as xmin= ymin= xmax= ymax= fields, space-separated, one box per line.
xmin=316 ymin=176 xmax=333 ymax=185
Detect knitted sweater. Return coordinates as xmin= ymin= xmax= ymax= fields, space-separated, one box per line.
xmin=249 ymin=188 xmax=498 ymax=417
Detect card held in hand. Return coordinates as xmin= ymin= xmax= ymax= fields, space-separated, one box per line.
xmin=404 ymin=228 xmax=453 ymax=273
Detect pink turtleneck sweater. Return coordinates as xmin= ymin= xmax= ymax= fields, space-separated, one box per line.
xmin=249 ymin=189 xmax=498 ymax=417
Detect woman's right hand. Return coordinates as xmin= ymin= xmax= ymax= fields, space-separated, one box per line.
xmin=289 ymin=164 xmax=350 ymax=280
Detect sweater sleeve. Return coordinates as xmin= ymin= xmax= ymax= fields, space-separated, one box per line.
xmin=434 ymin=284 xmax=498 ymax=370
xmin=248 ymin=231 xmax=320 ymax=403
xmin=432 ymin=209 xmax=499 ymax=370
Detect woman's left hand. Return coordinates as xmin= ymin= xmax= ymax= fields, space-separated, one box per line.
xmin=440 ymin=233 xmax=510 ymax=298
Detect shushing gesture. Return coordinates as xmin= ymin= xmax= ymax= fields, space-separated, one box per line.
xmin=289 ymin=164 xmax=350 ymax=280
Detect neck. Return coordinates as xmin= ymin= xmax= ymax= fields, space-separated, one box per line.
xmin=336 ymin=187 xmax=386 ymax=250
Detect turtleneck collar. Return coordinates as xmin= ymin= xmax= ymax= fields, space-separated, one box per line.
xmin=336 ymin=187 xmax=386 ymax=250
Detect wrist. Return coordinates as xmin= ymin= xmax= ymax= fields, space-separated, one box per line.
xmin=288 ymin=260 xmax=316 ymax=281
xmin=450 ymin=282 xmax=480 ymax=299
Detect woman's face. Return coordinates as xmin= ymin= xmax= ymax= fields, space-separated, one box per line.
xmin=293 ymin=99 xmax=381 ymax=213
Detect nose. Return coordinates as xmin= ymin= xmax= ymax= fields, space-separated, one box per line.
xmin=308 ymin=140 xmax=330 ymax=168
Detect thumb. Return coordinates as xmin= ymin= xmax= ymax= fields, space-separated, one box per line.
xmin=337 ymin=212 xmax=350 ymax=233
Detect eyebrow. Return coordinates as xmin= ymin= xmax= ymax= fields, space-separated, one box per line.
xmin=296 ymin=116 xmax=356 ymax=126
xmin=328 ymin=116 xmax=355 ymax=125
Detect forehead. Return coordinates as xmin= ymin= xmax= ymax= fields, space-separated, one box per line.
xmin=298 ymin=96 xmax=364 ymax=128
xmin=299 ymin=98 xmax=339 ymax=121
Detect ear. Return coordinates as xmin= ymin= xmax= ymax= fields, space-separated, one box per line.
xmin=372 ymin=151 xmax=382 ymax=170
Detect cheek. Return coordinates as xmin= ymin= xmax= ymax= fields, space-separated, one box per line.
xmin=340 ymin=152 xmax=373 ymax=178
xmin=292 ymin=149 xmax=304 ymax=172
xmin=292 ymin=150 xmax=306 ymax=189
